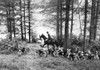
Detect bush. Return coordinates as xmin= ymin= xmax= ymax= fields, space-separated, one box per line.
xmin=0 ymin=38 xmax=28 ymax=54
xmin=71 ymin=36 xmax=84 ymax=47
xmin=88 ymin=40 xmax=100 ymax=54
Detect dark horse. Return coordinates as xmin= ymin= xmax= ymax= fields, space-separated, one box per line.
xmin=39 ymin=34 xmax=60 ymax=49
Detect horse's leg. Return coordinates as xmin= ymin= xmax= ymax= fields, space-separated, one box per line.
xmin=47 ymin=45 xmax=49 ymax=50
xmin=42 ymin=42 xmax=46 ymax=47
xmin=54 ymin=44 xmax=56 ymax=50
xmin=52 ymin=44 xmax=56 ymax=56
xmin=42 ymin=44 xmax=45 ymax=47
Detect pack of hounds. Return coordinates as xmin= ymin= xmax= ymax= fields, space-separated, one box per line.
xmin=36 ymin=32 xmax=100 ymax=61
xmin=36 ymin=46 xmax=100 ymax=61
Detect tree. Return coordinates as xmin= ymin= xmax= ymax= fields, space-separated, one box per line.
xmin=27 ymin=0 xmax=31 ymax=43
xmin=0 ymin=0 xmax=20 ymax=40
xmin=59 ymin=0 xmax=63 ymax=42
xmin=94 ymin=0 xmax=100 ymax=39
xmin=23 ymin=0 xmax=26 ymax=40
xmin=83 ymin=0 xmax=88 ymax=52
xmin=89 ymin=0 xmax=96 ymax=42
xmin=12 ymin=2 xmax=16 ymax=37
xmin=20 ymin=0 xmax=24 ymax=40
xmin=63 ymin=0 xmax=71 ymax=51
xmin=0 ymin=0 xmax=37 ymax=42
xmin=70 ymin=0 xmax=74 ymax=40
xmin=56 ymin=0 xmax=60 ymax=41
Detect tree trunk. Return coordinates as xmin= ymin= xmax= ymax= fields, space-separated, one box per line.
xmin=89 ymin=0 xmax=96 ymax=42
xmin=63 ymin=0 xmax=70 ymax=51
xmin=28 ymin=0 xmax=31 ymax=43
xmin=56 ymin=0 xmax=60 ymax=41
xmin=70 ymin=0 xmax=74 ymax=40
xmin=94 ymin=0 xmax=99 ymax=39
xmin=6 ymin=11 xmax=10 ymax=32
xmin=59 ymin=0 xmax=63 ymax=42
xmin=24 ymin=0 xmax=26 ymax=40
xmin=9 ymin=9 xmax=12 ymax=40
xmin=12 ymin=2 xmax=16 ymax=37
xmin=79 ymin=13 xmax=82 ymax=36
xmin=20 ymin=0 xmax=23 ymax=40
xmin=83 ymin=0 xmax=88 ymax=52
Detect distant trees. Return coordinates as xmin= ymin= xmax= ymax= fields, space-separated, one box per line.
xmin=0 ymin=0 xmax=100 ymax=49
xmin=32 ymin=0 xmax=100 ymax=52
xmin=55 ymin=0 xmax=100 ymax=51
xmin=0 ymin=0 xmax=35 ymax=43
xmin=56 ymin=0 xmax=65 ymax=42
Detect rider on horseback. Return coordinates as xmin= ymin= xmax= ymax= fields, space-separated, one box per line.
xmin=46 ymin=31 xmax=52 ymax=42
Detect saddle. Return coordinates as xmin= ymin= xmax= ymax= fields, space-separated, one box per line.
xmin=47 ymin=38 xmax=52 ymax=42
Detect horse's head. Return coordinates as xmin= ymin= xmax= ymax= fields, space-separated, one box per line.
xmin=39 ymin=34 xmax=47 ymax=40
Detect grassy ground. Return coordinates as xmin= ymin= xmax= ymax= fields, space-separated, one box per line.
xmin=0 ymin=43 xmax=100 ymax=70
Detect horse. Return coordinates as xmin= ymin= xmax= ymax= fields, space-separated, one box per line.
xmin=39 ymin=34 xmax=60 ymax=50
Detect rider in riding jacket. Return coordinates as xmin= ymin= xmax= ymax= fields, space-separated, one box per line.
xmin=46 ymin=31 xmax=52 ymax=41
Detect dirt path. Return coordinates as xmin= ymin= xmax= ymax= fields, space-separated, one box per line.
xmin=0 ymin=43 xmax=78 ymax=70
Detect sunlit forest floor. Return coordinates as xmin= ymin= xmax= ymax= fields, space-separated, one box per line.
xmin=0 ymin=43 xmax=100 ymax=70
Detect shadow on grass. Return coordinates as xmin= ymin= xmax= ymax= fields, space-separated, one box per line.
xmin=39 ymin=60 xmax=68 ymax=70
xmin=73 ymin=60 xmax=100 ymax=70
xmin=0 ymin=63 xmax=19 ymax=70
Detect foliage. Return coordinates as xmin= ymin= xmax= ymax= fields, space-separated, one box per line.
xmin=71 ymin=35 xmax=84 ymax=47
xmin=70 ymin=34 xmax=100 ymax=54
xmin=0 ymin=38 xmax=28 ymax=54
xmin=88 ymin=40 xmax=100 ymax=54
xmin=31 ymin=30 xmax=37 ymax=43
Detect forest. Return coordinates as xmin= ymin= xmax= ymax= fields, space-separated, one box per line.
xmin=0 ymin=0 xmax=100 ymax=70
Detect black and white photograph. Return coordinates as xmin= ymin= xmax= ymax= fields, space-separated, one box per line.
xmin=0 ymin=0 xmax=100 ymax=70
